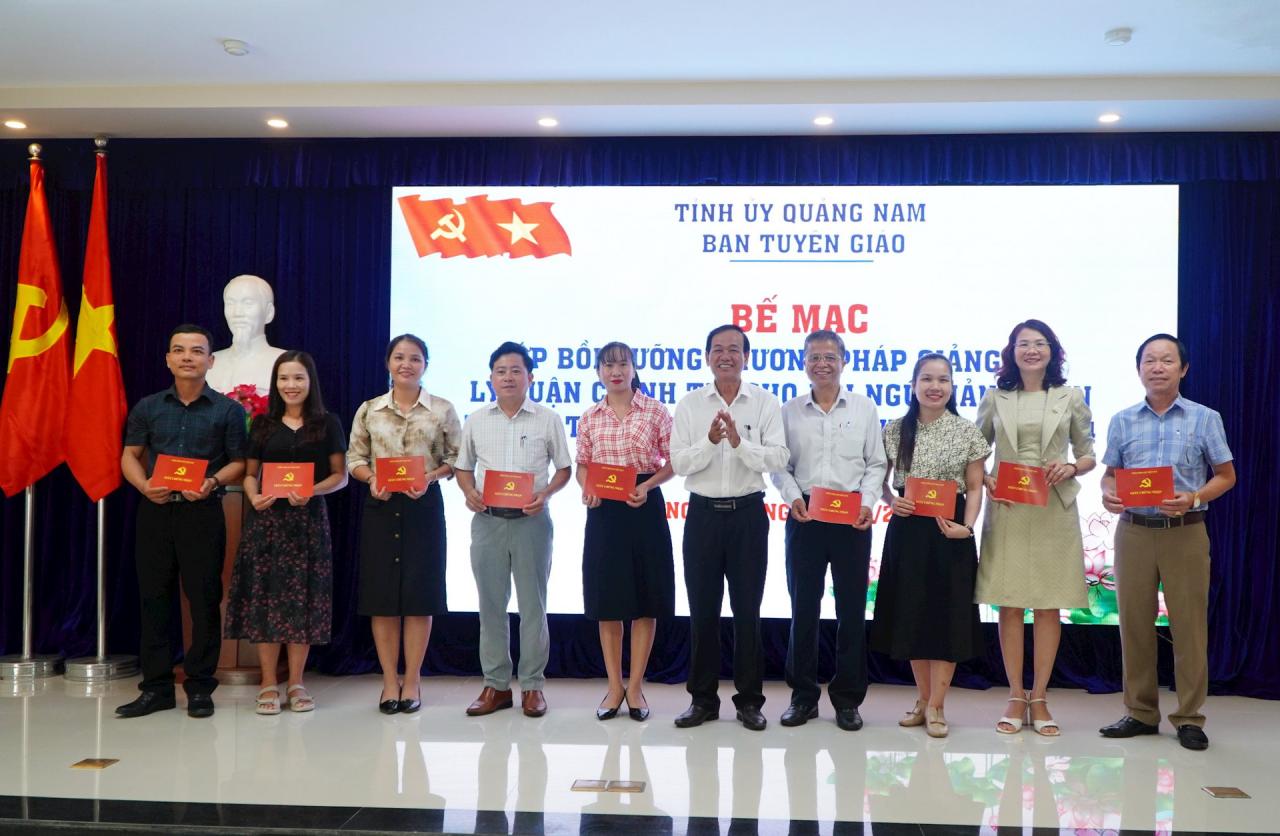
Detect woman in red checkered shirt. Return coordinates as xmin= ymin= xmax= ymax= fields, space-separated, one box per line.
xmin=576 ymin=341 xmax=676 ymax=722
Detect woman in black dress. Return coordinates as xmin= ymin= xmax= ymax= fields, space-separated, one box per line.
xmin=870 ymin=353 xmax=989 ymax=738
xmin=347 ymin=334 xmax=461 ymax=714
xmin=575 ymin=342 xmax=675 ymax=721
xmin=225 ymin=351 xmax=348 ymax=714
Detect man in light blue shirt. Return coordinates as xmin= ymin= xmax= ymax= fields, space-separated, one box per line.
xmin=1099 ymin=334 xmax=1235 ymax=751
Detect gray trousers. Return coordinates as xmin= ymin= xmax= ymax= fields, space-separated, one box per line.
xmin=470 ymin=511 xmax=553 ymax=690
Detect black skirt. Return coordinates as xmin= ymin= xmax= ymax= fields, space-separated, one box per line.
xmin=869 ymin=491 xmax=983 ymax=662
xmin=582 ymin=479 xmax=675 ymax=621
xmin=357 ymin=483 xmax=447 ymax=616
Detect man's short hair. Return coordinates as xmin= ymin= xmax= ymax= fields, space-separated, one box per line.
xmin=704 ymin=324 xmax=750 ymax=355
xmin=168 ymin=324 xmax=213 ymax=350
xmin=489 ymin=341 xmax=534 ymax=372
xmin=803 ymin=329 xmax=846 ymax=357
xmin=1135 ymin=333 xmax=1189 ymax=369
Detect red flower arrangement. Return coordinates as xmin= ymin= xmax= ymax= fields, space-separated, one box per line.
xmin=229 ymin=383 xmax=269 ymax=431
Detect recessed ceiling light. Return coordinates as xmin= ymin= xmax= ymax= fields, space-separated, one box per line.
xmin=1098 ymin=113 xmax=1121 ymax=124
xmin=266 ymin=118 xmax=289 ymax=129
xmin=4 ymin=120 xmax=26 ymax=130
xmin=1104 ymin=27 xmax=1133 ymax=45
xmin=222 ymin=39 xmax=249 ymax=56
xmin=813 ymin=116 xmax=834 ymax=127
xmin=537 ymin=117 xmax=559 ymax=128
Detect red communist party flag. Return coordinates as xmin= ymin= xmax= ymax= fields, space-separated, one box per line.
xmin=66 ymin=151 xmax=127 ymax=501
xmin=398 ymin=193 xmax=572 ymax=259
xmin=0 ymin=156 xmax=72 ymax=496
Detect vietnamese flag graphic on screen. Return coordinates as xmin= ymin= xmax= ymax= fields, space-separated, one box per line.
xmin=398 ymin=194 xmax=571 ymax=259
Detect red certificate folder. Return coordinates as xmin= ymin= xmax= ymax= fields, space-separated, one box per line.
xmin=261 ymin=462 xmax=315 ymax=498
xmin=905 ymin=477 xmax=957 ymax=518
xmin=151 ymin=454 xmax=208 ymax=491
xmin=375 ymin=456 xmax=426 ymax=493
xmin=1115 ymin=466 xmax=1175 ymax=507
xmin=993 ymin=462 xmax=1050 ymax=507
xmin=807 ymin=487 xmax=861 ymax=524
xmin=586 ymin=463 xmax=637 ymax=501
xmin=483 ymin=470 xmax=534 ymax=509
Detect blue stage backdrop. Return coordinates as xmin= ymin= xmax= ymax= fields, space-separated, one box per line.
xmin=1 ymin=134 xmax=1277 ymax=698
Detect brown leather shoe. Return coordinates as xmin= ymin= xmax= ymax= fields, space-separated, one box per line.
xmin=466 ymin=687 xmax=513 ymax=716
xmin=521 ymin=689 xmax=547 ymax=717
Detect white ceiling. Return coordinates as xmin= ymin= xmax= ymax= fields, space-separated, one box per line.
xmin=2 ymin=0 xmax=1279 ymax=137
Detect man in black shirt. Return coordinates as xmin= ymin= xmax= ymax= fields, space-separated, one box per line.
xmin=116 ymin=324 xmax=246 ymax=719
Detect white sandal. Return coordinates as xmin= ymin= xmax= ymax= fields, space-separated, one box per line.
xmin=287 ymin=684 xmax=315 ymax=713
xmin=997 ymin=693 xmax=1029 ymax=734
xmin=255 ymin=686 xmax=282 ymax=715
xmin=925 ymin=705 xmax=949 ymax=738
xmin=1028 ymin=697 xmax=1060 ymax=736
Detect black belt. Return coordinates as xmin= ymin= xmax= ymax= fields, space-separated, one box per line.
xmin=167 ymin=491 xmax=222 ymax=503
xmin=689 ymin=492 xmax=764 ymax=512
xmin=484 ymin=506 xmax=526 ymax=519
xmin=1122 ymin=510 xmax=1205 ymax=529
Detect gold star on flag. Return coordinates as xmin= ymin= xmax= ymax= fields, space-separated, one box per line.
xmin=73 ymin=291 xmax=118 ymax=375
xmin=497 ymin=212 xmax=540 ymax=245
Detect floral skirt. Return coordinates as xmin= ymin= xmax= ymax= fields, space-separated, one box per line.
xmin=224 ymin=499 xmax=333 ymax=644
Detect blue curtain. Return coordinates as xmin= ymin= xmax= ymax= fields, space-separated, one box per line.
xmin=1 ymin=134 xmax=1277 ymax=697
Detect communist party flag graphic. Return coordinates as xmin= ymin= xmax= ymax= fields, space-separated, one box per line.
xmin=65 ymin=150 xmax=127 ymax=501
xmin=0 ymin=155 xmax=72 ymax=496
xmin=398 ymin=194 xmax=572 ymax=259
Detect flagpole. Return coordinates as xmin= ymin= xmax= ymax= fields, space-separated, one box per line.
xmin=65 ymin=137 xmax=137 ymax=684
xmin=66 ymin=497 xmax=138 ymax=682
xmin=0 ymin=485 xmax=62 ymax=679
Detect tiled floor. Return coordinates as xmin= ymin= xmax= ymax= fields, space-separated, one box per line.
xmin=0 ymin=675 xmax=1273 ymax=834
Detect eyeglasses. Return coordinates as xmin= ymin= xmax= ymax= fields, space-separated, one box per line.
xmin=1015 ymin=341 xmax=1050 ymax=350
xmin=805 ymin=354 xmax=841 ymax=365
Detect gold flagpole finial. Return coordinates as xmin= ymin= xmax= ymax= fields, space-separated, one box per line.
xmin=28 ymin=143 xmax=42 ymax=160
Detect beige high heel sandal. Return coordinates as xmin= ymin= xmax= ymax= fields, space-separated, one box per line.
xmin=925 ymin=705 xmax=949 ymax=738
xmin=1028 ymin=697 xmax=1060 ymax=736
xmin=899 ymin=699 xmax=927 ymax=727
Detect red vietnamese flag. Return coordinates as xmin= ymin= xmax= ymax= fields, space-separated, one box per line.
xmin=398 ymin=193 xmax=572 ymax=259
xmin=0 ymin=157 xmax=72 ymax=496
xmin=66 ymin=151 xmax=127 ymax=501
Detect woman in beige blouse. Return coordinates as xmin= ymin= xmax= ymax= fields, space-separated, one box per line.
xmin=976 ymin=319 xmax=1094 ymax=736
xmin=348 ymin=334 xmax=461 ymax=714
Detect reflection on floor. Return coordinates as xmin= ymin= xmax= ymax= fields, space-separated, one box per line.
xmin=0 ymin=675 xmax=1274 ymax=834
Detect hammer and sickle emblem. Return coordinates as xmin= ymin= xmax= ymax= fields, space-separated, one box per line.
xmin=925 ymin=489 xmax=938 ymax=499
xmin=395 ymin=466 xmax=407 ymax=477
xmin=7 ymin=284 xmax=70 ymax=372
xmin=605 ymin=474 xmax=617 ymax=484
xmin=1139 ymin=477 xmax=1152 ymax=489
xmin=1018 ymin=476 xmax=1030 ymax=486
xmin=504 ymin=481 xmax=516 ymax=491
xmin=429 ymin=209 xmax=467 ymax=242
xmin=174 ymin=466 xmax=187 ymax=477
xmin=284 ymin=472 xmax=295 ymax=482
xmin=830 ymin=499 xmax=842 ymax=509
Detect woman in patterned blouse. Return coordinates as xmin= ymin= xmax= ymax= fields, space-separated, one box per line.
xmin=870 ymin=353 xmax=989 ymax=738
xmin=575 ymin=342 xmax=676 ymax=721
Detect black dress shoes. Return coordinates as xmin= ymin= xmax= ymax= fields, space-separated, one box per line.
xmin=379 ymin=698 xmax=401 ymax=715
xmin=1099 ymin=716 xmax=1159 ymax=738
xmin=187 ymin=693 xmax=215 ymax=718
xmin=115 ymin=691 xmax=176 ymax=719
xmin=737 ymin=706 xmax=767 ymax=731
xmin=1177 ymin=724 xmax=1209 ymax=750
xmin=398 ymin=697 xmax=422 ymax=714
xmin=780 ymin=703 xmax=818 ymax=727
xmin=674 ymin=704 xmax=718 ymax=728
xmin=596 ymin=693 xmax=623 ymax=720
xmin=626 ymin=696 xmax=650 ymax=722
xmin=836 ymin=707 xmax=864 ymax=731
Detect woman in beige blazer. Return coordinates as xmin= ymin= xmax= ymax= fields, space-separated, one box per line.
xmin=975 ymin=319 xmax=1094 ymax=736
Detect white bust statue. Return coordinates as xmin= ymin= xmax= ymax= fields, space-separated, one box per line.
xmin=207 ymin=274 xmax=286 ymax=396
